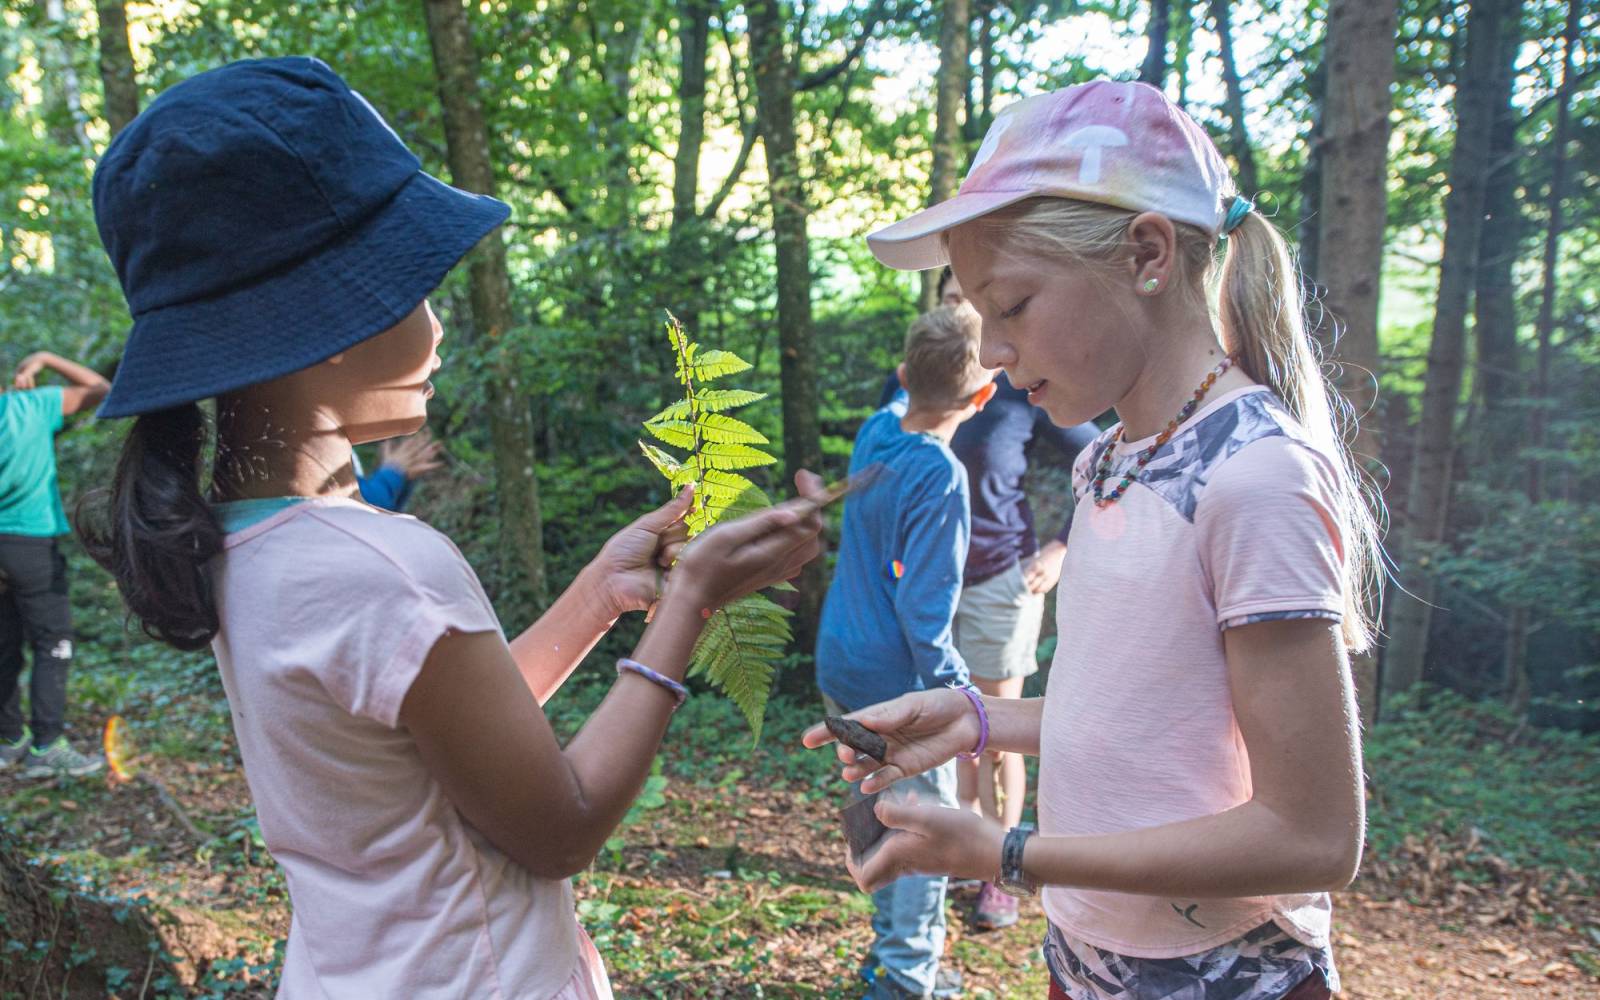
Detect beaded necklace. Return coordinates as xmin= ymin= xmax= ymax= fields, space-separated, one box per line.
xmin=1092 ymin=354 xmax=1238 ymax=508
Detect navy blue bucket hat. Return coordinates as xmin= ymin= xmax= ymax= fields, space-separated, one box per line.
xmin=93 ymin=56 xmax=510 ymax=418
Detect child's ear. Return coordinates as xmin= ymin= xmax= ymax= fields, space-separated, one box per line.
xmin=970 ymin=381 xmax=999 ymax=411
xmin=895 ymin=362 xmax=908 ymax=386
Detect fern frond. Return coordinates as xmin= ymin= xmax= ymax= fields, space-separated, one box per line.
xmin=685 ymin=350 xmax=753 ymax=382
xmin=699 ymin=443 xmax=777 ymax=471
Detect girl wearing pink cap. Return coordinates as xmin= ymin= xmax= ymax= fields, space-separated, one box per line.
xmin=807 ymin=80 xmax=1380 ymax=999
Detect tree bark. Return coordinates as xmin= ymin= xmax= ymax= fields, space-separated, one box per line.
xmin=1209 ymin=0 xmax=1258 ymax=197
xmin=42 ymin=0 xmax=92 ymax=150
xmin=921 ymin=0 xmax=971 ymax=313
xmin=1527 ymin=0 xmax=1578 ymax=504
xmin=669 ymin=0 xmax=714 ymax=339
xmin=1140 ymin=0 xmax=1171 ymax=88
xmin=1471 ymin=0 xmax=1524 ymax=485
xmin=1315 ymin=0 xmax=1398 ymax=721
xmin=422 ymin=0 xmax=547 ymax=613
xmin=1383 ymin=0 xmax=1511 ymax=700
xmin=747 ymin=0 xmax=824 ymax=652
xmin=95 ymin=0 xmax=138 ymax=136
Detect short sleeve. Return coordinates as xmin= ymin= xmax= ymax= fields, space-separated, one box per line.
xmin=299 ymin=510 xmax=503 ymax=727
xmin=29 ymin=387 xmax=65 ymax=432
xmin=1195 ymin=438 xmax=1346 ymax=631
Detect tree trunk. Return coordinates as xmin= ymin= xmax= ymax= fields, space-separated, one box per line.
xmin=95 ymin=0 xmax=138 ymax=136
xmin=422 ymin=0 xmax=547 ymax=613
xmin=1382 ymin=0 xmax=1510 ymax=700
xmin=921 ymin=0 xmax=971 ymax=313
xmin=1298 ymin=56 xmax=1326 ymax=296
xmin=42 ymin=0 xmax=92 ymax=150
xmin=1527 ymin=0 xmax=1577 ymax=504
xmin=1471 ymin=0 xmax=1524 ymax=485
xmin=669 ymin=0 xmax=713 ymax=339
xmin=1209 ymin=0 xmax=1258 ymax=197
xmin=748 ymin=0 xmax=824 ymax=653
xmin=1140 ymin=0 xmax=1171 ymax=88
xmin=1315 ymin=0 xmax=1398 ymax=721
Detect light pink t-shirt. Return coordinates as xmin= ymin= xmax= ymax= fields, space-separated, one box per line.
xmin=1039 ymin=386 xmax=1347 ymax=959
xmin=210 ymin=498 xmax=609 ymax=999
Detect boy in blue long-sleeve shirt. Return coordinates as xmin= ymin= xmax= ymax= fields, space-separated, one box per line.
xmin=817 ymin=304 xmax=995 ymax=1000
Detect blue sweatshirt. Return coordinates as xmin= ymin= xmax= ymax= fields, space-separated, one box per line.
xmin=815 ymin=406 xmax=971 ymax=712
xmin=880 ymin=371 xmax=1099 ymax=585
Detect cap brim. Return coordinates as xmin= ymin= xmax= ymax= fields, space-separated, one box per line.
xmin=97 ymin=171 xmax=509 ymax=418
xmin=866 ymin=190 xmax=1039 ymax=271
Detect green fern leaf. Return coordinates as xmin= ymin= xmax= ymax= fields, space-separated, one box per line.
xmin=642 ymin=419 xmax=697 ymax=449
xmin=685 ymin=350 xmax=753 ymax=382
xmin=699 ymin=443 xmax=777 ymax=471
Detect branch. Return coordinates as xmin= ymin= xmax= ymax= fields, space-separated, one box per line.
xmin=702 ymin=120 xmax=759 ymax=221
xmin=797 ymin=0 xmax=889 ymax=92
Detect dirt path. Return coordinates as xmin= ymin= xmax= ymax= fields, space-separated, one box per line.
xmin=4 ymin=760 xmax=1594 ymax=998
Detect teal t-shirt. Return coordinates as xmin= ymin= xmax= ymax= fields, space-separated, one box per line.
xmin=213 ymin=497 xmax=309 ymax=533
xmin=0 ymin=387 xmax=68 ymax=537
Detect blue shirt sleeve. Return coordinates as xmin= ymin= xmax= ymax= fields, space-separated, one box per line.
xmin=892 ymin=470 xmax=971 ymax=691
xmin=358 ymin=465 xmax=409 ymax=511
xmin=1035 ymin=410 xmax=1101 ymax=544
xmin=877 ymin=370 xmax=902 ymax=409
xmin=26 ymin=387 xmax=65 ymax=432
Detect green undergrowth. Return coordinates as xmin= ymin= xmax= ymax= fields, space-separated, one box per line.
xmin=1363 ymin=687 xmax=1600 ymax=882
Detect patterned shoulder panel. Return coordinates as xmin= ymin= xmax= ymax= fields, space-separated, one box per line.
xmin=1072 ymin=426 xmax=1122 ymax=503
xmin=1103 ymin=390 xmax=1310 ymax=524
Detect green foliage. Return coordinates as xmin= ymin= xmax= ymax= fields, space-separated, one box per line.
xmin=1364 ymin=688 xmax=1600 ymax=882
xmin=639 ymin=315 xmax=792 ymax=740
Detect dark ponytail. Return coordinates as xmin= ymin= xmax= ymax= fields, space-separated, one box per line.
xmin=77 ymin=403 xmax=225 ymax=651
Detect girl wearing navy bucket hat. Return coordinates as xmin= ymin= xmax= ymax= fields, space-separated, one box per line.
xmin=806 ymin=81 xmax=1384 ymax=999
xmin=83 ymin=57 xmax=825 ymax=998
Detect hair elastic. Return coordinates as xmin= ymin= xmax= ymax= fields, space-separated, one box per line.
xmin=948 ymin=682 xmax=990 ymax=760
xmin=1222 ymin=195 xmax=1254 ymax=235
xmin=617 ymin=657 xmax=689 ymax=707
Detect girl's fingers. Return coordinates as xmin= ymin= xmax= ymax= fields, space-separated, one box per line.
xmin=800 ymin=722 xmax=834 ymax=749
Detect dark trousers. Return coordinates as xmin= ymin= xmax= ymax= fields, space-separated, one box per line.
xmin=0 ymin=535 xmax=74 ymax=746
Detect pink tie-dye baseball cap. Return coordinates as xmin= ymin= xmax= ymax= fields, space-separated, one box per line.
xmin=868 ymin=80 xmax=1236 ymax=271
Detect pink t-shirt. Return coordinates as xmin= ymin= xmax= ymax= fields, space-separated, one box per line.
xmin=210 ymin=498 xmax=609 ymax=998
xmin=1039 ymin=386 xmax=1347 ymax=959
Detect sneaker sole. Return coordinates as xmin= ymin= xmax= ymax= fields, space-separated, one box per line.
xmin=21 ymin=762 xmax=103 ymax=779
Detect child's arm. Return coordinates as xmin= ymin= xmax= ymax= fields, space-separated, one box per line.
xmin=399 ymin=486 xmax=825 ymax=881
xmin=503 ymin=489 xmax=694 ymax=704
xmin=891 ymin=477 xmax=970 ymax=692
xmin=13 ymin=351 xmax=110 ymax=415
xmin=850 ymin=618 xmax=1365 ymax=898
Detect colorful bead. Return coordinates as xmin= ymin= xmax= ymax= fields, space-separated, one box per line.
xmin=1091 ymin=355 xmax=1237 ymax=510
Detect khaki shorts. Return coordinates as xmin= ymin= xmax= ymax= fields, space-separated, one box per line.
xmin=953 ymin=558 xmax=1045 ymax=682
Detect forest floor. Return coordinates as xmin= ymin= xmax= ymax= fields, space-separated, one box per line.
xmin=2 ymin=676 xmax=1596 ymax=999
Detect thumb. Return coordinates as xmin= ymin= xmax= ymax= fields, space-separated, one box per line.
xmin=634 ymin=485 xmax=695 ymax=533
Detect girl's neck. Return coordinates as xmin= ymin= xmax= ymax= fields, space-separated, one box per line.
xmin=1114 ymin=319 xmax=1256 ymax=441
xmin=212 ymin=401 xmax=359 ymax=502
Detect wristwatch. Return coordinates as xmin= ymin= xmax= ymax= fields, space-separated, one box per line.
xmin=995 ymin=822 xmax=1038 ymax=898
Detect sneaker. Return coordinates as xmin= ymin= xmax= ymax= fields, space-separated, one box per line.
xmin=19 ymin=737 xmax=104 ymax=779
xmin=972 ymin=882 xmax=1019 ymax=930
xmin=932 ymin=965 xmax=964 ymax=998
xmin=0 ymin=728 xmax=31 ymax=769
xmin=864 ymin=965 xmax=963 ymax=999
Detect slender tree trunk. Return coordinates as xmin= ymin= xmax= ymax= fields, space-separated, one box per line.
xmin=1298 ymin=57 xmax=1327 ymax=296
xmin=748 ymin=0 xmax=824 ymax=652
xmin=1316 ymin=0 xmax=1398 ymax=721
xmin=95 ymin=0 xmax=138 ymax=136
xmin=1383 ymin=0 xmax=1511 ymax=700
xmin=976 ymin=1 xmax=996 ymax=136
xmin=921 ymin=0 xmax=971 ymax=312
xmin=1172 ymin=0 xmax=1193 ymax=108
xmin=422 ymin=0 xmax=547 ymax=613
xmin=1140 ymin=0 xmax=1171 ymax=88
xmin=1471 ymin=0 xmax=1524 ymax=484
xmin=669 ymin=0 xmax=713 ymax=339
xmin=1209 ymin=0 xmax=1258 ymax=197
xmin=1527 ymin=0 xmax=1577 ymax=504
xmin=42 ymin=0 xmax=92 ymax=150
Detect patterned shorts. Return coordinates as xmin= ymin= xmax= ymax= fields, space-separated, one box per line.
xmin=1043 ymin=921 xmax=1337 ymax=1000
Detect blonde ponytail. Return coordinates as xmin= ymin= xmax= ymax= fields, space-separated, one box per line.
xmin=954 ymin=196 xmax=1383 ymax=652
xmin=1217 ymin=210 xmax=1383 ymax=653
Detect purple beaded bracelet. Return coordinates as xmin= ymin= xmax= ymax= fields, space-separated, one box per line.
xmin=617 ymin=657 xmax=688 ymax=708
xmin=948 ymin=683 xmax=990 ymax=760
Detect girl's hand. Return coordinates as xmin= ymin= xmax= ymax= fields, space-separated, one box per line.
xmin=801 ymin=688 xmax=982 ymax=794
xmin=848 ymin=799 xmax=1006 ymax=893
xmin=589 ymin=486 xmax=696 ymax=619
xmin=378 ymin=430 xmax=445 ymax=479
xmin=667 ymin=470 xmax=827 ymax=611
